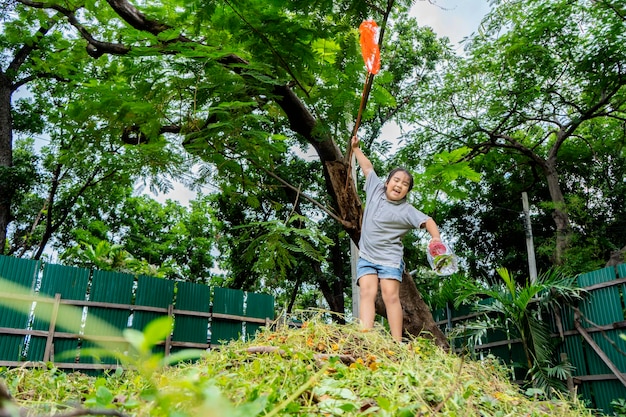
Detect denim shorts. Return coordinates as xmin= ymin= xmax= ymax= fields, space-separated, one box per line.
xmin=356 ymin=257 xmax=404 ymax=283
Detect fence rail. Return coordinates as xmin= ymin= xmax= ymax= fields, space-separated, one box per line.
xmin=0 ymin=255 xmax=274 ymax=371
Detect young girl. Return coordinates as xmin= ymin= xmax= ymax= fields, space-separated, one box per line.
xmin=351 ymin=135 xmax=443 ymax=341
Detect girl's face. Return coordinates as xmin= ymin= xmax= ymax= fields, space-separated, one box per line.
xmin=385 ymin=171 xmax=411 ymax=201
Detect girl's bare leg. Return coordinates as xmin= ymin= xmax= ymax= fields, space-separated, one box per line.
xmin=380 ymin=278 xmax=403 ymax=341
xmin=358 ymin=274 xmax=379 ymax=330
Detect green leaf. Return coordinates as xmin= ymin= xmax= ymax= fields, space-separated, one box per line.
xmin=142 ymin=316 xmax=174 ymax=351
xmin=123 ymin=329 xmax=147 ymax=354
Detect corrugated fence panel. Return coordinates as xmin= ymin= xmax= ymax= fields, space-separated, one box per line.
xmin=559 ymin=336 xmax=588 ymax=377
xmin=482 ymin=328 xmax=510 ymax=361
xmin=451 ymin=304 xmax=473 ymax=319
xmin=27 ymin=263 xmax=90 ymax=362
xmin=558 ymin=306 xmax=576 ymax=333
xmin=558 ymin=334 xmax=595 ymax=406
xmin=592 ymin=380 xmax=625 ymax=415
xmin=577 ymin=268 xmax=621 ymax=328
xmin=245 ymin=292 xmax=274 ymax=340
xmin=585 ymin=326 xmax=626 ymax=414
xmin=620 ymin=264 xmax=626 ymax=311
xmin=448 ymin=304 xmax=475 ymax=350
xmin=594 ymin=328 xmax=626 ymax=371
xmin=80 ymin=270 xmax=135 ymax=364
xmin=171 ymin=281 xmax=210 ymax=353
xmin=432 ymin=307 xmax=446 ymax=324
xmin=510 ymin=342 xmax=529 ymax=381
xmin=212 ymin=287 xmax=244 ymax=344
xmin=132 ymin=275 xmax=175 ymax=354
xmin=574 ymin=267 xmax=625 ymax=414
xmin=0 ymin=255 xmax=40 ymax=361
xmin=576 ymin=269 xmax=625 ymax=375
xmin=0 ymin=256 xmax=277 ymax=368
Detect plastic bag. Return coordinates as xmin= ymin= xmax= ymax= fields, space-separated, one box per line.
xmin=426 ymin=241 xmax=459 ymax=276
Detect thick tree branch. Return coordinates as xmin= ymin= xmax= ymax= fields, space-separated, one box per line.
xmin=8 ymin=14 xmax=57 ymax=76
xmin=105 ymin=0 xmax=175 ymax=36
xmin=259 ymin=164 xmax=352 ymax=228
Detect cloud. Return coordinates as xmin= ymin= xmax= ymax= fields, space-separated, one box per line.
xmin=410 ymin=0 xmax=491 ymax=48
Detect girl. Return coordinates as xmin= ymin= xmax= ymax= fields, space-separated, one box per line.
xmin=351 ymin=135 xmax=443 ymax=341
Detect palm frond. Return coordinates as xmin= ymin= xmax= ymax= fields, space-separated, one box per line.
xmin=453 ymin=267 xmax=584 ymax=396
xmin=528 ymin=360 xmax=570 ymax=395
xmin=525 ymin=315 xmax=553 ymax=364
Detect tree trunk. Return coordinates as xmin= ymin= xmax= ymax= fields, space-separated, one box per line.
xmin=316 ymin=272 xmax=346 ymax=325
xmin=0 ymin=15 xmax=55 ymax=256
xmin=542 ymin=159 xmax=571 ymax=265
xmin=606 ymin=245 xmax=626 ymax=267
xmin=274 ymin=84 xmax=448 ymax=347
xmin=0 ymin=73 xmax=13 ymax=255
xmin=374 ymin=270 xmax=449 ymax=348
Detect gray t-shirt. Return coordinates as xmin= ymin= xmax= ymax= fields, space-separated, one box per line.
xmin=359 ymin=170 xmax=430 ymax=268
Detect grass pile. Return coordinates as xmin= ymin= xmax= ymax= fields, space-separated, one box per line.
xmin=1 ymin=315 xmax=595 ymax=416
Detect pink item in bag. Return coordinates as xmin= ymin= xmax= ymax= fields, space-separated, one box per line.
xmin=426 ymin=241 xmax=459 ymax=276
xmin=428 ymin=241 xmax=448 ymax=257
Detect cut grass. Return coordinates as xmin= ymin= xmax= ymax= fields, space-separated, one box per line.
xmin=1 ymin=315 xmax=595 ymax=416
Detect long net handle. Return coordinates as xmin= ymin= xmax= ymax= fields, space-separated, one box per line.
xmin=345 ymin=71 xmax=375 ymax=191
xmin=345 ymin=19 xmax=382 ymax=187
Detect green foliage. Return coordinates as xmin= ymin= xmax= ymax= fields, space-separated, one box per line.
xmin=61 ymin=240 xmax=165 ymax=277
xmin=421 ymin=272 xmax=468 ymax=311
xmin=234 ymin=214 xmax=334 ymax=282
xmin=0 ymin=315 xmax=596 ymax=416
xmin=401 ymin=0 xmax=626 ymax=275
xmin=453 ymin=268 xmax=585 ymax=395
xmin=412 ymin=146 xmax=482 ymax=213
xmin=612 ymin=398 xmax=626 ymax=417
xmin=56 ymin=193 xmax=221 ymax=282
xmin=3 ymin=0 xmax=457 ymax=322
xmin=5 ymin=0 xmax=625 ymax=344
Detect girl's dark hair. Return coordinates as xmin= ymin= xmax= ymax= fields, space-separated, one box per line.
xmin=386 ymin=168 xmax=414 ymax=192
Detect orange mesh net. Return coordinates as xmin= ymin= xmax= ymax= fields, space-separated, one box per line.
xmin=359 ymin=20 xmax=380 ymax=75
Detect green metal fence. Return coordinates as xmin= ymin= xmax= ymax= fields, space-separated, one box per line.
xmin=0 ymin=256 xmax=40 ymax=362
xmin=0 ymin=254 xmax=274 ymax=370
xmin=80 ymin=269 xmax=136 ymax=365
xmin=5 ymin=254 xmax=624 ymax=412
xmin=437 ymin=265 xmax=626 ymax=414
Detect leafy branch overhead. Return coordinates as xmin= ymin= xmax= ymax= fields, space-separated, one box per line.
xmin=4 ymin=0 xmax=461 ymax=344
xmin=16 ymin=0 xmax=375 ymax=233
xmin=233 ymin=214 xmax=334 ymax=281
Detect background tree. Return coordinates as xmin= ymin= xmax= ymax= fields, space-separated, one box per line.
xmin=404 ymin=0 xmax=626 ymax=278
xmin=6 ymin=0 xmax=626 ymax=346
xmin=61 ymin=195 xmax=218 ymax=282
xmin=7 ymin=86 xmax=190 ymax=260
xmin=3 ymin=1 xmax=192 ymax=259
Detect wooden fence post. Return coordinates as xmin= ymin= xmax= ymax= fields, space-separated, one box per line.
xmin=560 ymin=352 xmax=576 ymax=400
xmin=574 ymin=308 xmax=626 ymax=388
xmin=43 ymin=294 xmax=61 ymax=362
xmin=165 ymin=304 xmax=174 ymax=356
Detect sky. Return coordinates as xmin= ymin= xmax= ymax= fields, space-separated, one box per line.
xmin=411 ymin=0 xmax=491 ymax=49
xmin=367 ymin=0 xmax=492 ymax=157
xmin=153 ymin=0 xmax=493 ymax=205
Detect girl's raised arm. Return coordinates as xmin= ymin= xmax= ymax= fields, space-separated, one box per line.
xmin=351 ymin=135 xmax=373 ymax=177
